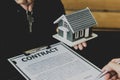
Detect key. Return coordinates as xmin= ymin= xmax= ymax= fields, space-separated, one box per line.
xmin=26 ymin=11 xmax=34 ymax=32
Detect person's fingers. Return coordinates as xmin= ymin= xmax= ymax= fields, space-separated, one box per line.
xmin=73 ymin=42 xmax=87 ymax=50
xmin=27 ymin=0 xmax=34 ymax=4
xmin=102 ymin=64 xmax=115 ymax=80
xmin=15 ymin=0 xmax=27 ymax=4
xmin=110 ymin=75 xmax=118 ymax=80
xmin=15 ymin=0 xmax=34 ymax=11
xmin=73 ymin=44 xmax=83 ymax=50
xmin=81 ymin=42 xmax=87 ymax=47
xmin=15 ymin=0 xmax=28 ymax=11
xmin=15 ymin=0 xmax=33 ymax=5
xmin=78 ymin=44 xmax=83 ymax=50
xmin=108 ymin=62 xmax=120 ymax=75
xmin=109 ymin=71 xmax=118 ymax=79
xmin=102 ymin=62 xmax=120 ymax=79
xmin=28 ymin=3 xmax=34 ymax=11
xmin=104 ymin=73 xmax=111 ymax=80
xmin=20 ymin=4 xmax=28 ymax=11
xmin=104 ymin=72 xmax=118 ymax=80
xmin=102 ymin=58 xmax=120 ymax=71
xmin=73 ymin=45 xmax=78 ymax=50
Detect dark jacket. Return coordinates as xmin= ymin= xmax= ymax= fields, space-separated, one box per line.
xmin=1 ymin=0 xmax=65 ymax=57
xmin=0 ymin=0 xmax=65 ymax=79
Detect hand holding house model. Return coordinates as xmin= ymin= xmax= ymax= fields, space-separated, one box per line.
xmin=53 ymin=7 xmax=98 ymax=47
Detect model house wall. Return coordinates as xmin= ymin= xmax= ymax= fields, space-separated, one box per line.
xmin=54 ymin=7 xmax=97 ymax=42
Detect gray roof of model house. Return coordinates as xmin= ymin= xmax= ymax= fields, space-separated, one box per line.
xmin=65 ymin=8 xmax=97 ymax=33
xmin=54 ymin=8 xmax=97 ymax=33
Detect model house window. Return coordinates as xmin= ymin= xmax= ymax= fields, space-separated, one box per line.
xmin=63 ymin=22 xmax=69 ymax=28
xmin=75 ymin=32 xmax=79 ymax=39
xmin=58 ymin=21 xmax=63 ymax=26
xmin=79 ymin=30 xmax=84 ymax=37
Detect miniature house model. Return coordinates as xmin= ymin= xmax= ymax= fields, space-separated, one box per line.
xmin=53 ymin=7 xmax=98 ymax=47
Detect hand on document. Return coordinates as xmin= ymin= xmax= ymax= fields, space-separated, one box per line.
xmin=101 ymin=58 xmax=120 ymax=80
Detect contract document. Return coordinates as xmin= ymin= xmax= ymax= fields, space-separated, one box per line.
xmin=8 ymin=42 xmax=104 ymax=80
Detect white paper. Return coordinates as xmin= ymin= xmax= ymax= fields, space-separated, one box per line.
xmin=8 ymin=42 xmax=104 ymax=80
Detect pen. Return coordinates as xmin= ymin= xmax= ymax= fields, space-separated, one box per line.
xmin=95 ymin=70 xmax=108 ymax=80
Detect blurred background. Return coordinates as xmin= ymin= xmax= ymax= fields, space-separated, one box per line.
xmin=61 ymin=0 xmax=120 ymax=31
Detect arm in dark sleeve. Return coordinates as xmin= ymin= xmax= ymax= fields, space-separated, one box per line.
xmin=52 ymin=0 xmax=66 ymax=17
xmin=56 ymin=0 xmax=66 ymax=15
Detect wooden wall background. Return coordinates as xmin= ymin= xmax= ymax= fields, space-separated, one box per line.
xmin=61 ymin=0 xmax=120 ymax=31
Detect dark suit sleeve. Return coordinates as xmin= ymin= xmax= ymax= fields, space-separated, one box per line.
xmin=55 ymin=0 xmax=66 ymax=14
xmin=0 ymin=0 xmax=17 ymax=54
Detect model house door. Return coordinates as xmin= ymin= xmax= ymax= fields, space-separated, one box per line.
xmin=63 ymin=22 xmax=69 ymax=39
xmin=63 ymin=30 xmax=67 ymax=39
xmin=85 ymin=28 xmax=89 ymax=37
